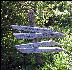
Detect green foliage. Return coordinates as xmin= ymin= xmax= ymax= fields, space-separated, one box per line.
xmin=1 ymin=1 xmax=72 ymax=70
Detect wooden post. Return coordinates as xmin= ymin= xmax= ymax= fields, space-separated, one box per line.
xmin=28 ymin=9 xmax=42 ymax=65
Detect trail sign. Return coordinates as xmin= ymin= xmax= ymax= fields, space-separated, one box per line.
xmin=12 ymin=25 xmax=66 ymax=53
xmin=15 ymin=40 xmax=60 ymax=48
xmin=11 ymin=25 xmax=66 ymax=37
xmin=13 ymin=33 xmax=60 ymax=39
xmin=11 ymin=9 xmax=66 ymax=53
xmin=16 ymin=47 xmax=64 ymax=53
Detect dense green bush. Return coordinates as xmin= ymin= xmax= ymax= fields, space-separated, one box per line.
xmin=1 ymin=1 xmax=72 ymax=70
